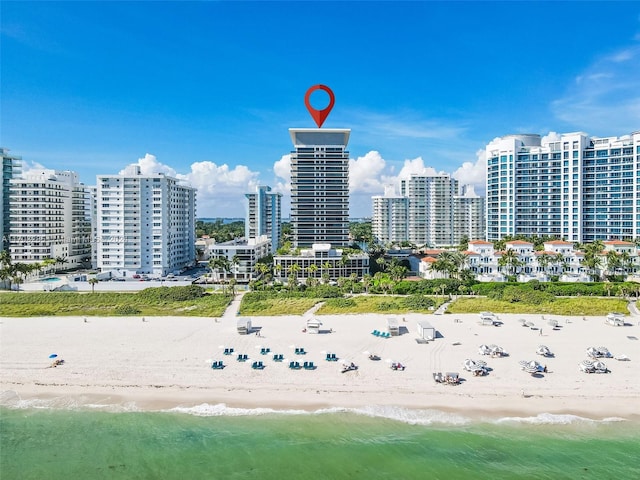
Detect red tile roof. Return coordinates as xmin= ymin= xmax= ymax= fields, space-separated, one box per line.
xmin=469 ymin=240 xmax=493 ymax=245
xmin=604 ymin=240 xmax=633 ymax=245
xmin=505 ymin=240 xmax=533 ymax=245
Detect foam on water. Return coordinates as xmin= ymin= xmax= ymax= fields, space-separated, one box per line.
xmin=493 ymin=412 xmax=626 ymax=425
xmin=0 ymin=390 xmax=141 ymax=413
xmin=0 ymin=390 xmax=628 ymax=427
xmin=164 ymin=402 xmax=471 ymax=426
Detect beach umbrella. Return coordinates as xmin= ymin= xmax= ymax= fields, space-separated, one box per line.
xmin=49 ymin=354 xmax=58 ymax=359
xmin=548 ymin=319 xmax=558 ymax=327
xmin=592 ymin=360 xmax=607 ymax=371
xmin=580 ymin=359 xmax=593 ymax=368
xmin=518 ymin=319 xmax=527 ymax=326
xmin=597 ymin=347 xmax=610 ymax=356
xmin=475 ymin=360 xmax=487 ymax=367
xmin=524 ymin=364 xmax=539 ymax=374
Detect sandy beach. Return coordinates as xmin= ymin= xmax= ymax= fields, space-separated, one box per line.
xmin=2 ymin=303 xmax=639 ymax=420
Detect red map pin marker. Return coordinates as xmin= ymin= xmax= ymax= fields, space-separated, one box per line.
xmin=304 ymin=85 xmax=335 ymax=128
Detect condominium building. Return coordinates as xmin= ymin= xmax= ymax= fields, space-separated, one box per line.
xmin=289 ymin=128 xmax=350 ymax=248
xmin=372 ymin=186 xmax=409 ymax=245
xmin=273 ymin=243 xmax=369 ymax=282
xmin=245 ymin=185 xmax=282 ymax=254
xmin=400 ymin=174 xmax=459 ymax=247
xmin=485 ymin=131 xmax=640 ymax=242
xmin=1 ymin=147 xmax=22 ymax=250
xmin=95 ymin=165 xmax=196 ymax=277
xmin=207 ymin=235 xmax=272 ymax=284
xmin=453 ymin=184 xmax=486 ymax=244
xmin=8 ymin=169 xmax=91 ymax=267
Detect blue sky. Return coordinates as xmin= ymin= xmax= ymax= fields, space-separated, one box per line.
xmin=2 ymin=1 xmax=639 ymax=218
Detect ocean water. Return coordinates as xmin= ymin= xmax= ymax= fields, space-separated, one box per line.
xmin=1 ymin=400 xmax=639 ymax=480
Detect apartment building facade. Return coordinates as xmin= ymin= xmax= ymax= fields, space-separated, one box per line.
xmin=289 ymin=128 xmax=350 ymax=248
xmin=372 ymin=186 xmax=409 ymax=245
xmin=8 ymin=169 xmax=91 ymax=267
xmin=95 ymin=165 xmax=196 ymax=277
xmin=485 ymin=131 xmax=640 ymax=242
xmin=245 ymin=185 xmax=282 ymax=254
xmin=1 ymin=147 xmax=22 ymax=251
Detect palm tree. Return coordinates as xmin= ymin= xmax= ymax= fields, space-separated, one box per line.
xmin=229 ymin=277 xmax=237 ymax=295
xmin=307 ymin=263 xmax=319 ymax=280
xmin=619 ymin=250 xmax=633 ymax=277
xmin=54 ymin=256 xmax=68 ymax=273
xmin=581 ymin=240 xmax=604 ymax=281
xmin=322 ymin=261 xmax=332 ymax=283
xmin=362 ymin=274 xmax=372 ymax=294
xmin=288 ymin=263 xmax=301 ymax=289
xmin=536 ymin=253 xmax=551 ymax=277
xmin=231 ymin=254 xmax=240 ymax=280
xmin=606 ymin=250 xmax=622 ymax=278
xmin=498 ymin=249 xmax=521 ymax=278
xmin=89 ymin=277 xmax=99 ymax=293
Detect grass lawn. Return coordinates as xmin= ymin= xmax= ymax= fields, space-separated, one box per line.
xmin=316 ymin=295 xmax=446 ymax=315
xmin=446 ymin=297 xmax=630 ymax=316
xmin=0 ymin=291 xmax=232 ymax=317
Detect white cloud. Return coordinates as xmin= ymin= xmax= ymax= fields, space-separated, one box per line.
xmin=19 ymin=160 xmax=47 ymax=176
xmin=552 ymin=43 xmax=640 ymax=133
xmin=272 ymin=154 xmax=291 ymax=195
xmin=452 ymin=149 xmax=486 ymax=196
xmin=349 ymin=151 xmax=386 ymax=193
xmin=395 ymin=156 xmax=442 ymax=180
xmin=541 ymin=132 xmax=562 ymax=144
xmin=121 ymin=153 xmax=177 ymax=176
xmin=177 ymin=161 xmax=260 ymax=218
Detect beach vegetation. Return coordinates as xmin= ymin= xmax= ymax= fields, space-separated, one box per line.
xmin=317 ymin=294 xmax=442 ymax=314
xmin=0 ymin=286 xmax=231 ymax=317
xmin=446 ymin=297 xmax=628 ymax=316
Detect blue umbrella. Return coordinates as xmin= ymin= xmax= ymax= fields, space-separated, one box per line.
xmin=49 ymin=354 xmax=58 ymax=359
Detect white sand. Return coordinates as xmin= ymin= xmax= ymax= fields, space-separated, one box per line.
xmin=1 ymin=308 xmax=639 ymax=419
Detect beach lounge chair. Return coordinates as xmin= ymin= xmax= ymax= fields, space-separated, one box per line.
xmin=305 ymin=361 xmax=315 ymax=370
xmin=223 ymin=348 xmax=234 ymax=355
xmin=273 ymin=353 xmax=282 ymax=361
xmin=371 ymin=330 xmax=380 ymax=336
xmin=330 ymin=353 xmax=338 ymax=361
xmin=260 ymin=347 xmax=270 ymax=355
xmin=252 ymin=361 xmax=265 ymax=370
xmin=326 ymin=353 xmax=332 ymax=361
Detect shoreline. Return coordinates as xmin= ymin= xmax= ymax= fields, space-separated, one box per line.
xmin=2 ymin=312 xmax=639 ymax=422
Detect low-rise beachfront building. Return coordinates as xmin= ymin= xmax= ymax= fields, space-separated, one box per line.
xmin=207 ymin=235 xmax=271 ymax=284
xmin=417 ymin=239 xmax=640 ymax=282
xmin=273 ymin=243 xmax=369 ymax=284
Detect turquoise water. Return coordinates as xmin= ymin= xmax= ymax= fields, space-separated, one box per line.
xmin=1 ymin=405 xmax=639 ymax=480
xmin=40 ymin=277 xmax=61 ymax=282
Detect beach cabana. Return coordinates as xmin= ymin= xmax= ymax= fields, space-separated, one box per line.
xmin=306 ymin=318 xmax=322 ymax=334
xmin=237 ymin=317 xmax=252 ymax=335
xmin=606 ymin=312 xmax=625 ymax=327
xmin=387 ymin=317 xmax=400 ymax=336
xmin=416 ymin=321 xmax=435 ymax=341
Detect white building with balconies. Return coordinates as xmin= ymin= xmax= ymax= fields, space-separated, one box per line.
xmin=95 ymin=164 xmax=196 ymax=277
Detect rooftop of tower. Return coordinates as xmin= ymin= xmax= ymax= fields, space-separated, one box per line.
xmin=289 ymin=128 xmax=350 ymax=147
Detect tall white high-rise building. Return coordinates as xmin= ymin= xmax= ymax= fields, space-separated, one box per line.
xmin=1 ymin=147 xmax=22 ymax=251
xmin=485 ymin=131 xmax=640 ymax=242
xmin=289 ymin=128 xmax=350 ymax=248
xmin=95 ymin=165 xmax=196 ymax=276
xmin=9 ymin=169 xmax=91 ymax=267
xmin=453 ymin=184 xmax=486 ymax=244
xmin=400 ymin=174 xmax=459 ymax=247
xmin=245 ymin=185 xmax=282 ymax=253
xmin=372 ymin=186 xmax=409 ymax=245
